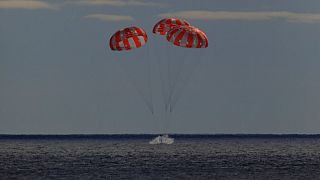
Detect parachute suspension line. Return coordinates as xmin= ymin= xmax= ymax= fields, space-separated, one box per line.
xmin=163 ymin=104 xmax=170 ymax=134
xmin=148 ymin=59 xmax=154 ymax=115
xmin=154 ymin=47 xmax=167 ymax=133
xmin=166 ymin=50 xmax=188 ymax=113
xmin=146 ymin=45 xmax=154 ymax=114
xmin=155 ymin=43 xmax=170 ymax=134
xmin=170 ymin=52 xmax=203 ymax=111
xmin=166 ymin=55 xmax=173 ymax=132
xmin=118 ymin=58 xmax=154 ymax=115
xmin=167 ymin=57 xmax=175 ymax=113
xmin=161 ymin=45 xmax=190 ymax=131
xmin=166 ymin=44 xmax=174 ymax=114
xmin=158 ymin=42 xmax=171 ymax=114
xmin=156 ymin=55 xmax=167 ymax=113
xmin=167 ymin=50 xmax=171 ymax=113
xmin=156 ymin=42 xmax=173 ymax=133
xmin=167 ymin=42 xmax=176 ymax=113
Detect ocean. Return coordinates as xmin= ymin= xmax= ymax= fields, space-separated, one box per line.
xmin=0 ymin=135 xmax=319 ymax=180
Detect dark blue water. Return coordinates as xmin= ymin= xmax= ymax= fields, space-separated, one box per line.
xmin=0 ymin=135 xmax=320 ymax=179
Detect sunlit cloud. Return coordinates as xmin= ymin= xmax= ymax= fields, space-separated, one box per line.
xmin=0 ymin=0 xmax=56 ymax=9
xmin=84 ymin=14 xmax=134 ymax=21
xmin=72 ymin=0 xmax=164 ymax=7
xmin=159 ymin=11 xmax=320 ymax=23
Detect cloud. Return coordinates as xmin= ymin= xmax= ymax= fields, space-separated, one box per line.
xmin=72 ymin=0 xmax=164 ymax=7
xmin=158 ymin=11 xmax=320 ymax=23
xmin=0 ymin=0 xmax=55 ymax=9
xmin=84 ymin=14 xmax=134 ymax=21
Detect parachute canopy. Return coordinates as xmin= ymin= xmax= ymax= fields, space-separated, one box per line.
xmin=153 ymin=18 xmax=190 ymax=36
xmin=166 ymin=26 xmax=208 ymax=48
xmin=109 ymin=26 xmax=148 ymax=51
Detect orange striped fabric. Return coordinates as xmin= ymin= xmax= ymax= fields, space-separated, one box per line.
xmin=166 ymin=26 xmax=208 ymax=48
xmin=109 ymin=26 xmax=148 ymax=51
xmin=153 ymin=18 xmax=190 ymax=35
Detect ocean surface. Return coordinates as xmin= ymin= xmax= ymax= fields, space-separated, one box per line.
xmin=0 ymin=134 xmax=320 ymax=180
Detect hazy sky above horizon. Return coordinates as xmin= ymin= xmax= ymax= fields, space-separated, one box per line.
xmin=1 ymin=0 xmax=320 ymax=134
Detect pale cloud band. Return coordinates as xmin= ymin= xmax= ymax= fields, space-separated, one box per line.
xmin=84 ymin=14 xmax=134 ymax=21
xmin=73 ymin=0 xmax=164 ymax=7
xmin=0 ymin=0 xmax=55 ymax=9
xmin=159 ymin=11 xmax=320 ymax=23
xmin=0 ymin=0 xmax=164 ymax=10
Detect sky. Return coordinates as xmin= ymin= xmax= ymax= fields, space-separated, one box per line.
xmin=1 ymin=0 xmax=320 ymax=134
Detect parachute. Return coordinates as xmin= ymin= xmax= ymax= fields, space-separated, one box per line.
xmin=110 ymin=26 xmax=148 ymax=51
xmin=153 ymin=18 xmax=190 ymax=35
xmin=166 ymin=26 xmax=208 ymax=48
xmin=109 ymin=26 xmax=154 ymax=114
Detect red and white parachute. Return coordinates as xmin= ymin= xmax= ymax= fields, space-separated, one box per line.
xmin=166 ymin=26 xmax=208 ymax=48
xmin=109 ymin=26 xmax=148 ymax=51
xmin=153 ymin=18 xmax=191 ymax=35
